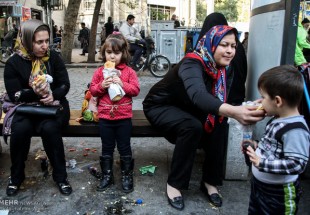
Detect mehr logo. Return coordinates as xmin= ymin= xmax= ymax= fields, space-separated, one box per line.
xmin=0 ymin=200 xmax=18 ymax=205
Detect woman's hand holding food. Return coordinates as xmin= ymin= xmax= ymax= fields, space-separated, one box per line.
xmin=40 ymin=93 xmax=54 ymax=105
xmin=33 ymin=82 xmax=49 ymax=97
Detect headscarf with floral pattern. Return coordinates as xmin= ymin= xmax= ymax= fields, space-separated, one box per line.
xmin=185 ymin=25 xmax=237 ymax=132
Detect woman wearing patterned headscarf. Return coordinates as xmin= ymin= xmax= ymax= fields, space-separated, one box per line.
xmin=195 ymin=12 xmax=248 ymax=207
xmin=4 ymin=19 xmax=72 ymax=196
xmin=143 ymin=25 xmax=265 ymax=210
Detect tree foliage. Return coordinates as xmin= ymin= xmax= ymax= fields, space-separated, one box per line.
xmin=196 ymin=0 xmax=207 ymax=23
xmin=237 ymin=0 xmax=250 ymax=22
xmin=214 ymin=0 xmax=238 ymax=22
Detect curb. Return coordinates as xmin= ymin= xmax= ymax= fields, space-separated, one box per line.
xmin=65 ymin=63 xmax=102 ymax=68
xmin=0 ymin=63 xmax=102 ymax=69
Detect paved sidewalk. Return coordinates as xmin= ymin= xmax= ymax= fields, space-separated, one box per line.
xmin=0 ymin=49 xmax=103 ymax=68
xmin=0 ymin=137 xmax=309 ymax=215
xmin=67 ymin=48 xmax=103 ymax=67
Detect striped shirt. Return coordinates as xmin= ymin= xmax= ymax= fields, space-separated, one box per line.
xmin=252 ymin=115 xmax=310 ymax=184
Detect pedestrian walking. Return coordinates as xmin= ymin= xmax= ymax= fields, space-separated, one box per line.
xmin=171 ymin=14 xmax=180 ymax=28
xmin=78 ymin=22 xmax=90 ymax=56
xmin=104 ymin=17 xmax=114 ymax=41
xmin=99 ymin=17 xmax=114 ymax=60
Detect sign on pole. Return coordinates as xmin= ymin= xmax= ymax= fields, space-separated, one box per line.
xmin=22 ymin=7 xmax=31 ymax=22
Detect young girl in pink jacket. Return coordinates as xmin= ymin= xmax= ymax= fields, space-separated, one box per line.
xmin=89 ymin=33 xmax=140 ymax=193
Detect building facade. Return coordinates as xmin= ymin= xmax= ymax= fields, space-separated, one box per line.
xmin=0 ymin=0 xmax=196 ymax=48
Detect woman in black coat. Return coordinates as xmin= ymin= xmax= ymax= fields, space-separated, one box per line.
xmin=4 ymin=19 xmax=72 ymax=196
xmin=143 ymin=25 xmax=263 ymax=210
xmin=195 ymin=12 xmax=248 ymax=202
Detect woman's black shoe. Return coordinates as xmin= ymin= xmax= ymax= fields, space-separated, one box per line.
xmin=167 ymin=194 xmax=184 ymax=210
xmin=56 ymin=180 xmax=72 ymax=196
xmin=6 ymin=180 xmax=20 ymax=196
xmin=200 ymin=181 xmax=222 ymax=207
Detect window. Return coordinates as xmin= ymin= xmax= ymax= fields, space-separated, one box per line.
xmin=83 ymin=0 xmax=96 ymax=10
xmin=148 ymin=4 xmax=171 ymax=21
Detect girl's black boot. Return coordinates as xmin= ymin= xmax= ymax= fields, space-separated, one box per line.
xmin=120 ymin=156 xmax=134 ymax=193
xmin=97 ymin=155 xmax=114 ymax=191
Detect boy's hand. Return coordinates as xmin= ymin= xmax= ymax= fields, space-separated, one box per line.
xmin=247 ymin=146 xmax=261 ymax=167
xmin=241 ymin=139 xmax=257 ymax=153
xmin=102 ymin=77 xmax=113 ymax=89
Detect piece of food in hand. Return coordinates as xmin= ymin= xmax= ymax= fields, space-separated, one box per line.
xmin=256 ymin=105 xmax=264 ymax=110
xmin=104 ymin=61 xmax=115 ymax=69
xmin=112 ymin=95 xmax=122 ymax=102
xmin=32 ymin=74 xmax=46 ymax=87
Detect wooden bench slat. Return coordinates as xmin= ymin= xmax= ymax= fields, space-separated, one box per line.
xmin=0 ymin=110 xmax=163 ymax=137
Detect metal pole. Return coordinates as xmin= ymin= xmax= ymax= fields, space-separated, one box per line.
xmin=46 ymin=0 xmax=53 ymax=41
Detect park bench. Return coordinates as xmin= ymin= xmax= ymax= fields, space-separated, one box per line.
xmin=0 ymin=110 xmax=163 ymax=137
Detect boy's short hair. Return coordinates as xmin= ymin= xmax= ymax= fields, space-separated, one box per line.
xmin=101 ymin=32 xmax=130 ymax=64
xmin=127 ymin=15 xmax=135 ymax=21
xmin=258 ymin=65 xmax=303 ymax=107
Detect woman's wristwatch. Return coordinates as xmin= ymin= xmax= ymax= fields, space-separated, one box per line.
xmin=14 ymin=91 xmax=21 ymax=102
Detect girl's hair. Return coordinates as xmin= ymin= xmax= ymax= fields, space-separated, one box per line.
xmin=101 ymin=32 xmax=130 ymax=64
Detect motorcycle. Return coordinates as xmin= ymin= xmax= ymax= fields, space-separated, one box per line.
xmin=130 ymin=37 xmax=171 ymax=78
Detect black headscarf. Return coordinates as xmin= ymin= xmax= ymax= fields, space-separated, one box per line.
xmin=196 ymin=12 xmax=228 ymax=48
xmin=196 ymin=12 xmax=247 ymax=105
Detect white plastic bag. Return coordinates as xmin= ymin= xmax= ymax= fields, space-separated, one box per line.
xmin=103 ymin=68 xmax=126 ymax=101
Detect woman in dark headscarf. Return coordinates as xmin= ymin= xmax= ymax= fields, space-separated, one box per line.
xmin=4 ymin=19 xmax=72 ymax=196
xmin=143 ymin=25 xmax=264 ymax=210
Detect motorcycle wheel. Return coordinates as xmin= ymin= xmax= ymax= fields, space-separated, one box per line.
xmin=149 ymin=55 xmax=171 ymax=78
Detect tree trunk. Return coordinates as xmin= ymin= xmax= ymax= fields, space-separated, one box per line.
xmin=62 ymin=0 xmax=82 ymax=64
xmin=87 ymin=0 xmax=103 ymax=63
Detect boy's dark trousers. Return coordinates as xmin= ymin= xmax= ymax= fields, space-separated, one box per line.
xmin=248 ymin=176 xmax=301 ymax=215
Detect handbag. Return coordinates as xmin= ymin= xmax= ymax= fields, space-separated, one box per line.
xmin=16 ymin=104 xmax=63 ymax=117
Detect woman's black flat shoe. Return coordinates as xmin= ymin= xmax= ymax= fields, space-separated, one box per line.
xmin=167 ymin=195 xmax=184 ymax=210
xmin=56 ymin=180 xmax=72 ymax=196
xmin=200 ymin=181 xmax=222 ymax=207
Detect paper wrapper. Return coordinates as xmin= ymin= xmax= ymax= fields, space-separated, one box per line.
xmin=31 ymin=74 xmax=59 ymax=106
xmin=103 ymin=68 xmax=125 ymax=101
